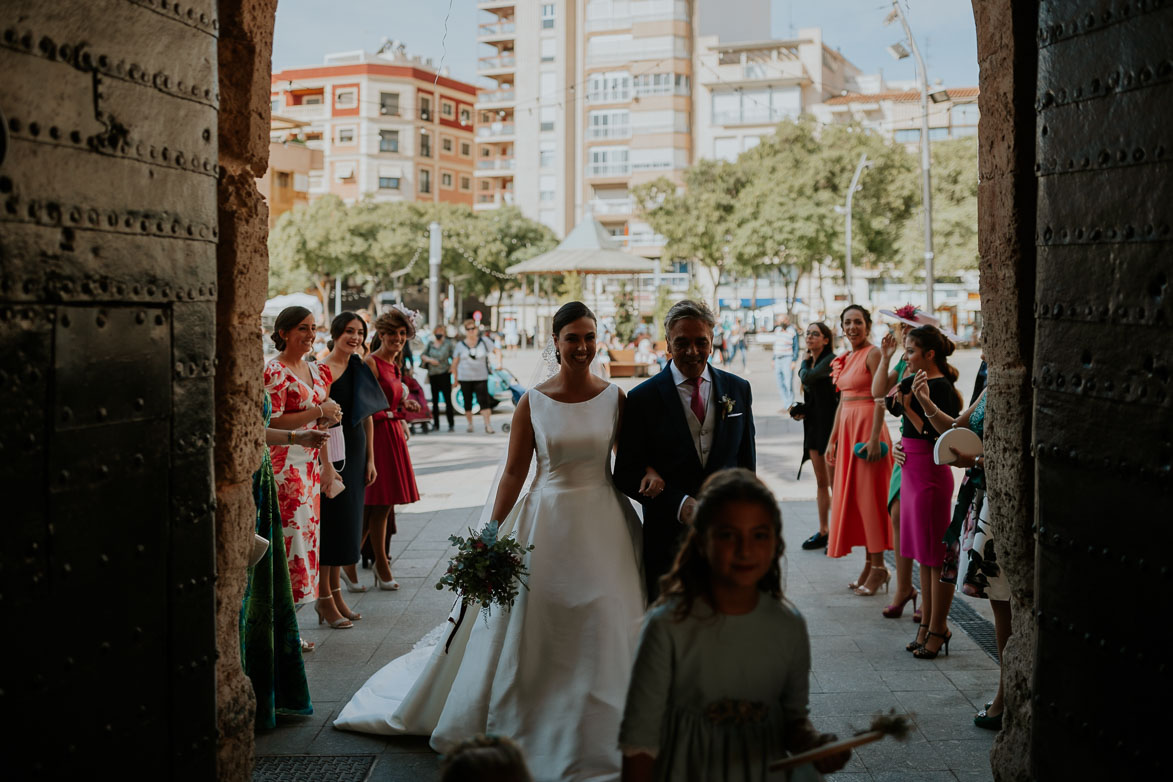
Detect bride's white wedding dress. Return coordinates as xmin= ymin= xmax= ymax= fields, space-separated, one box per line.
xmin=335 ymin=384 xmax=646 ymax=782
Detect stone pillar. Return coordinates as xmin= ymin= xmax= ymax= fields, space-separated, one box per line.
xmin=214 ymin=1 xmax=278 ymax=778
xmin=971 ymin=1 xmax=1038 ymax=779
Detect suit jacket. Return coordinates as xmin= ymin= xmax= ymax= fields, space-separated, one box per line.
xmin=614 ymin=363 xmax=756 ymax=596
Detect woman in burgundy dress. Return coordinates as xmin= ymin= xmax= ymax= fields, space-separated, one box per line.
xmin=362 ymin=309 xmax=421 ymax=589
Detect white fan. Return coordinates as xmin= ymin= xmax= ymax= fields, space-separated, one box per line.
xmin=934 ymin=427 xmax=983 ymax=465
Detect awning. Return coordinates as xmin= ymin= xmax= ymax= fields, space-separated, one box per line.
xmin=335 ymin=162 xmax=355 ymax=180
xmin=505 ymin=217 xmax=659 ymax=276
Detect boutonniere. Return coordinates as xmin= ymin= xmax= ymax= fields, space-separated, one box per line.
xmin=719 ymin=394 xmax=736 ymax=418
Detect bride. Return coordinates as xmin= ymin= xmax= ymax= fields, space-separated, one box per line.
xmin=335 ymin=301 xmax=646 ymax=782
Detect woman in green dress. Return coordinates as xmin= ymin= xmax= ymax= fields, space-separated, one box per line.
xmin=240 ymin=396 xmax=322 ymax=729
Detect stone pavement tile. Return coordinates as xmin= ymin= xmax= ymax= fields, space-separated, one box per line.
xmin=942 ymin=669 xmax=1001 ymax=691
xmin=813 ymin=669 xmax=888 ymax=693
xmin=855 ymin=735 xmax=950 ymax=773
xmin=933 ymin=652 xmax=999 ymax=670
xmin=304 ymin=640 xmax=379 ymax=665
xmin=379 ymin=735 xmax=435 ymax=754
xmin=877 ymin=669 xmax=956 ymax=692
xmin=274 ymin=700 xmax=339 ymax=728
xmin=809 ymin=690 xmax=899 ymax=716
xmin=369 ymin=751 xmax=441 ymax=781
xmin=870 ymin=773 xmax=953 ymax=782
xmin=809 ymin=651 xmax=875 ymax=672
xmin=864 ymin=652 xmax=940 ymax=672
xmin=809 ymin=635 xmax=862 ymax=653
xmin=382 ymin=557 xmax=444 ymax=578
xmin=895 ymin=690 xmax=978 ymax=715
xmin=954 ymin=768 xmax=996 ymax=782
xmin=253 ymin=725 xmax=321 ymax=754
xmin=915 ymin=716 xmax=995 ymax=742
xmin=309 ymin=726 xmax=395 ymax=755
xmin=932 ymin=739 xmax=996 ymax=773
xmin=308 ymin=673 xmax=369 ymax=702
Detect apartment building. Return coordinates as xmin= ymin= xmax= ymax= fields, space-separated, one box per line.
xmin=810 ymin=86 xmax=980 ymax=145
xmin=695 ymin=28 xmax=867 ymax=162
xmin=270 ymin=47 xmax=478 ymax=206
xmin=258 ymin=117 xmax=324 ymax=228
xmin=475 ymin=0 xmax=769 ymax=251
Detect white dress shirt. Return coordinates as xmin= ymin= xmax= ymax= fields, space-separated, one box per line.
xmin=668 ymin=361 xmax=715 ymax=521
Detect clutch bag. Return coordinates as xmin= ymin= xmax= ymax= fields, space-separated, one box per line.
xmin=853 ymin=442 xmax=889 ymax=459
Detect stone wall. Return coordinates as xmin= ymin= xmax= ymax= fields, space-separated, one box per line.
xmin=970 ymin=1 xmax=1037 ymax=779
xmin=214 ymin=0 xmax=279 ymax=778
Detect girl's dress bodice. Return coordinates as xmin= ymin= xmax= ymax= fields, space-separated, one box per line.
xmin=371 ymin=355 xmax=404 ymax=419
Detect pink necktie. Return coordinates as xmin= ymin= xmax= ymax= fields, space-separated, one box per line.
xmin=689 ymin=376 xmax=705 ymax=421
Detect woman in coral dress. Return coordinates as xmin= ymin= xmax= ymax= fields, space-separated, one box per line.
xmin=362 ymin=308 xmax=421 ymax=590
xmin=825 ymin=305 xmax=893 ymax=596
xmin=263 ymin=306 xmax=341 ymax=606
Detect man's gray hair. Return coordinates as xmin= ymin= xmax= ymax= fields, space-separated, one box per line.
xmin=664 ymin=299 xmax=716 ymax=335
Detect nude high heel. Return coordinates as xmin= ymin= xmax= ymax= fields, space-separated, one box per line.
xmin=314 ymin=600 xmax=354 ymax=629
xmin=853 ymin=567 xmax=891 ymax=596
xmin=340 ymin=570 xmax=368 ymax=593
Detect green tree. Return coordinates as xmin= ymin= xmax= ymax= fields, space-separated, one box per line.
xmin=730 ymin=119 xmax=917 ymax=310
xmin=895 ymin=137 xmax=979 ymax=279
xmin=632 ymin=159 xmax=751 ymax=309
xmin=268 ymin=195 xmax=367 ymax=321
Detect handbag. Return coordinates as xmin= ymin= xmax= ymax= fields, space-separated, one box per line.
xmin=325 ymin=424 xmax=346 ymax=463
xmin=853 ymin=442 xmax=890 ymax=459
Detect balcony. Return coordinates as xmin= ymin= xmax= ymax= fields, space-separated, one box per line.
xmin=474 ymin=191 xmax=516 ymax=210
xmin=624 ymin=230 xmax=668 ymax=247
xmin=478 ymin=20 xmax=516 ymax=38
xmin=477 ymin=122 xmax=516 ymax=139
xmin=477 ymin=89 xmax=516 ymax=106
xmin=478 ymin=53 xmax=517 ymax=73
xmin=585 ymin=0 xmax=689 ymax=32
xmin=587 ymin=125 xmax=632 ymax=140
xmin=280 ymin=103 xmax=327 ymax=121
xmin=475 ymin=157 xmax=516 ymax=173
xmin=586 ymin=162 xmax=632 ymax=177
xmin=587 ymin=88 xmax=631 ymax=104
xmin=588 ymin=196 xmax=635 ymax=215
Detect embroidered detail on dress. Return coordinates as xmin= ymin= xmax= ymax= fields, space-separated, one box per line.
xmin=704 ymin=699 xmax=769 ymax=725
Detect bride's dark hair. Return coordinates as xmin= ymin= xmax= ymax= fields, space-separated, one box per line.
xmin=550 ymin=301 xmax=596 ymax=364
xmin=656 ymin=469 xmax=786 ymax=621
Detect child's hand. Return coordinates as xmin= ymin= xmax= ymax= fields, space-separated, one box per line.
xmin=639 ymin=467 xmax=665 ymax=498
xmin=811 ymin=733 xmax=851 ymax=774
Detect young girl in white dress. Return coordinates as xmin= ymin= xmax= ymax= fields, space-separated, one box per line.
xmin=619 ymin=469 xmax=851 ymax=782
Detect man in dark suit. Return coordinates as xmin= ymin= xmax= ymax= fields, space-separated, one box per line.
xmin=614 ymin=300 xmax=757 ymax=599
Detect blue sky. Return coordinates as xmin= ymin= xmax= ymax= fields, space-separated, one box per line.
xmin=273 ymin=0 xmax=978 ymax=88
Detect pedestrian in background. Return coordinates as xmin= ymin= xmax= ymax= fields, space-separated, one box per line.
xmin=825 ymin=305 xmax=893 ymax=597
xmin=773 ymin=314 xmax=800 ymax=411
xmin=422 ymin=324 xmax=456 ymax=432
xmin=793 ymin=322 xmax=837 ymax=550
xmin=451 ymin=319 xmax=497 ymax=434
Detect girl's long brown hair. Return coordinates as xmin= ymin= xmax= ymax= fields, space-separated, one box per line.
xmin=655 ymin=468 xmax=786 ymax=621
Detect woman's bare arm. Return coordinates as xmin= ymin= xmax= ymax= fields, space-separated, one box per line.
xmin=488 ymin=394 xmax=536 ymax=522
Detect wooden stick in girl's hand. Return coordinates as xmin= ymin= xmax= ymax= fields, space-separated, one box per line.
xmin=768 ymin=710 xmax=914 ymax=772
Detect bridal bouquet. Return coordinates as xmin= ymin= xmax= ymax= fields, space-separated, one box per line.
xmin=435 ymin=520 xmax=534 ymax=619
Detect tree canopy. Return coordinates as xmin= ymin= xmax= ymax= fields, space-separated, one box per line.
xmin=634 ymin=118 xmax=978 ymax=306
xmin=267 ymin=198 xmax=556 ymax=320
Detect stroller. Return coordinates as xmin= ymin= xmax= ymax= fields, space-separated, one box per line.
xmin=454 ymin=365 xmax=526 ymax=433
xmin=403 ymin=371 xmax=434 ymax=434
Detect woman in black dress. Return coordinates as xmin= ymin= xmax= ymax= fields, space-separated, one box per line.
xmin=319 ymin=312 xmax=389 ymax=623
xmin=793 ymin=321 xmax=838 ymax=549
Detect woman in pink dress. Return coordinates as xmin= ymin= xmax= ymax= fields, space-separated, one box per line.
xmin=825 ymin=305 xmax=894 ymax=596
xmin=263 ymin=306 xmax=342 ymax=614
xmin=362 ymin=309 xmax=421 ymax=590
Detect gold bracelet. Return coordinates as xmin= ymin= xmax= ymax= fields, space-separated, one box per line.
xmin=287 ymin=430 xmax=294 ymax=445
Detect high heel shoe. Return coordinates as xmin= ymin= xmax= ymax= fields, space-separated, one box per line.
xmin=374 ymin=570 xmax=400 ymax=591
xmin=853 ymin=567 xmax=890 ymax=596
xmin=314 ymin=600 xmax=354 ymax=629
xmin=906 ymin=624 xmax=929 ymax=652
xmin=882 ymin=589 xmax=918 ymax=618
xmin=848 ymin=563 xmax=872 ymax=591
xmin=340 ymin=570 xmax=368 ymax=593
xmin=331 ymin=590 xmax=361 ymax=621
xmin=913 ymin=629 xmax=951 ymax=659
xmin=974 ymin=708 xmax=1003 ymax=730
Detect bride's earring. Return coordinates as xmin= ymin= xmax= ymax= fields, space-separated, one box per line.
xmin=554 ymin=350 xmax=561 ymax=363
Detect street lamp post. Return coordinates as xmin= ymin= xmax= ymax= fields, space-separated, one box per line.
xmin=839 ymin=152 xmax=871 ymax=304
xmin=888 ymin=1 xmax=935 ymax=312
xmin=428 ymin=220 xmax=441 ymax=326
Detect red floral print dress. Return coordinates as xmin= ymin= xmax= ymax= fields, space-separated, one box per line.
xmin=264 ymin=358 xmax=333 ymax=605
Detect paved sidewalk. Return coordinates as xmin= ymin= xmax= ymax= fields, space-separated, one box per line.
xmin=254 ymin=346 xmax=998 ymax=781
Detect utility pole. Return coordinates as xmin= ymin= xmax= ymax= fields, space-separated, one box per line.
xmin=889 ymin=1 xmax=935 ymax=312
xmin=842 ymin=152 xmax=870 ymax=304
xmin=428 ymin=221 xmax=441 ymax=326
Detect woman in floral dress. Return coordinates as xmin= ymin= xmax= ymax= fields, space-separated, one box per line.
xmin=264 ymin=306 xmax=341 ymax=606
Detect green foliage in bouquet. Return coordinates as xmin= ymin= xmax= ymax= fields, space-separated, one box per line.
xmin=435 ymin=520 xmax=534 ymax=618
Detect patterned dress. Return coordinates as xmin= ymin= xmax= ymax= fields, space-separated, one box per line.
xmin=264 ymin=358 xmax=333 ymax=605
xmin=240 ymin=396 xmax=312 ymax=728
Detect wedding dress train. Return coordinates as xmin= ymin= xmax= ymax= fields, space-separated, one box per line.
xmin=335 ymin=385 xmax=645 ymax=782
